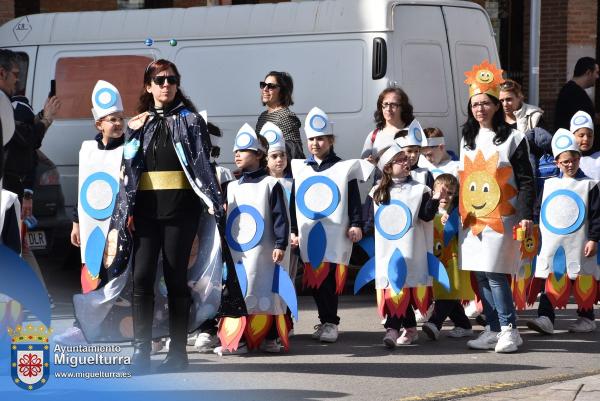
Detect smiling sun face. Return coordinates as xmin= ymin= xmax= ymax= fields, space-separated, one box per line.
xmin=476 ymin=69 xmax=494 ymax=84
xmin=459 ymin=150 xmax=517 ymax=235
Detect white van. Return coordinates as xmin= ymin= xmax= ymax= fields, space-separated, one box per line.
xmin=0 ymin=0 xmax=499 ymax=211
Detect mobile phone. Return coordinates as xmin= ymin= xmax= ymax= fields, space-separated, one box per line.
xmin=49 ymin=79 xmax=56 ymax=98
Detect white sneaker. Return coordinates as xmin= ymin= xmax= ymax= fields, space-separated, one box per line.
xmin=467 ymin=326 xmax=499 ymax=350
xmin=194 ymin=332 xmax=219 ymax=352
xmin=311 ymin=324 xmax=323 ymax=340
xmin=382 ymin=328 xmax=399 ymax=348
xmin=421 ymin=322 xmax=440 ymax=341
xmin=464 ymin=300 xmax=480 ymax=318
xmin=187 ymin=331 xmax=199 ymax=346
xmin=53 ymin=327 xmax=87 ymax=345
xmin=415 ymin=305 xmax=433 ymax=323
xmin=260 ymin=339 xmax=282 ymax=353
xmin=527 ymin=316 xmax=554 ymax=335
xmin=319 ymin=323 xmax=338 ymax=343
xmin=213 ymin=343 xmax=248 ymax=356
xmin=495 ymin=324 xmax=522 ymax=353
xmin=396 ymin=327 xmax=419 ymax=345
xmin=447 ymin=327 xmax=474 ymax=338
xmin=568 ymin=317 xmax=597 ymax=333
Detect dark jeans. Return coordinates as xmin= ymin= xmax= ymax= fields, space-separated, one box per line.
xmin=537 ymin=292 xmax=595 ymax=323
xmin=132 ymin=216 xmax=198 ymax=298
xmin=312 ymin=264 xmax=340 ymax=325
xmin=384 ymin=307 xmax=417 ymax=330
xmin=428 ymin=300 xmax=472 ymax=330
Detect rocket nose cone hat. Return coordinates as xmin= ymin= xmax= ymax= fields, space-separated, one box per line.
xmin=234 ymin=123 xmax=265 ymax=152
xmin=396 ymin=119 xmax=424 ymax=148
xmin=464 ymin=59 xmax=505 ymax=99
xmin=260 ymin=122 xmax=285 ymax=153
xmin=91 ymin=80 xmax=123 ymax=121
xmin=377 ymin=143 xmax=404 ymax=171
xmin=304 ymin=106 xmax=332 ymax=139
xmin=570 ymin=110 xmax=594 ymax=134
xmin=552 ymin=128 xmax=580 ymax=158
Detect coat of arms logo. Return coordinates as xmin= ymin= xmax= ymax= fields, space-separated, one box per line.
xmin=8 ymin=324 xmax=52 ymax=390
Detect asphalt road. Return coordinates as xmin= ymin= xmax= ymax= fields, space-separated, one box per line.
xmin=39 ymin=254 xmax=600 ymax=401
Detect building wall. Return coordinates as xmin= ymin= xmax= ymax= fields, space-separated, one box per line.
xmin=0 ymin=0 xmax=15 ymax=25
xmin=522 ymin=0 xmax=597 ymax=130
xmin=40 ymin=0 xmax=118 ymax=13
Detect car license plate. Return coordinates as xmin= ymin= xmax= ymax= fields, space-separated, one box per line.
xmin=27 ymin=231 xmax=47 ymax=250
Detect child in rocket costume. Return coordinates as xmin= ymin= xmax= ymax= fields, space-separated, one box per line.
xmin=216 ymin=124 xmax=296 ymax=354
xmin=54 ymin=81 xmax=125 ymax=345
xmin=291 ymin=107 xmax=373 ymax=343
xmin=355 ymin=143 xmax=448 ymax=347
xmin=570 ymin=111 xmax=600 ymax=180
xmin=395 ymin=119 xmax=434 ymax=189
xmin=526 ymin=129 xmax=600 ymax=335
xmin=418 ymin=128 xmax=459 ymax=179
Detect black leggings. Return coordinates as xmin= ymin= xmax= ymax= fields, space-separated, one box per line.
xmin=132 ymin=216 xmax=199 ymax=298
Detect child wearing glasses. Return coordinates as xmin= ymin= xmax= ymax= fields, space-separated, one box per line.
xmin=216 ymin=124 xmax=295 ymax=355
xmin=291 ymin=107 xmax=373 ymax=343
xmin=360 ymin=144 xmax=443 ymax=347
xmin=55 ymin=80 xmax=125 ymax=345
xmin=527 ymin=129 xmax=600 ymax=335
xmin=570 ymin=111 xmax=600 ymax=180
xmin=421 ymin=174 xmax=476 ymax=341
xmin=418 ymin=128 xmax=459 ymax=179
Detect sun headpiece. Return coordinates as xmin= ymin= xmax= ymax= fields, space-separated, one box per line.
xmin=464 ymin=60 xmax=505 ymax=99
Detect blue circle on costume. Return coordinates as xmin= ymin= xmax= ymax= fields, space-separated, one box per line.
xmin=226 ymin=205 xmax=265 ymax=252
xmin=555 ymin=135 xmax=573 ymax=150
xmin=374 ymin=200 xmax=412 ymax=240
xmin=412 ymin=127 xmax=422 ymax=142
xmin=540 ymin=189 xmax=585 ymax=235
xmin=573 ymin=115 xmax=589 ymax=126
xmin=262 ymin=129 xmax=280 ymax=144
xmin=94 ymin=88 xmax=117 ymax=109
xmin=309 ymin=115 xmax=328 ymax=132
xmin=296 ymin=176 xmax=340 ymax=220
xmin=80 ymin=172 xmax=119 ymax=220
xmin=235 ymin=132 xmax=254 ymax=149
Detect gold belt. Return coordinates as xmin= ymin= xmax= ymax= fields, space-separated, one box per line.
xmin=138 ymin=171 xmax=192 ymax=191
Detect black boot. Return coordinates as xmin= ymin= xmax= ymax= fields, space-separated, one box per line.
xmin=131 ymin=294 xmax=154 ymax=375
xmin=157 ymin=297 xmax=190 ymax=372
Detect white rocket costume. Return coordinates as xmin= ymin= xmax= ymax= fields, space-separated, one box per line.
xmin=536 ymin=129 xmax=599 ymax=280
xmin=78 ymin=80 xmax=124 ymax=292
xmin=291 ymin=107 xmax=373 ymax=270
xmin=570 ymin=111 xmax=600 ymax=180
xmin=226 ymin=123 xmax=296 ymax=319
xmin=418 ymin=135 xmax=459 ymax=178
xmin=396 ymin=119 xmax=433 ymax=187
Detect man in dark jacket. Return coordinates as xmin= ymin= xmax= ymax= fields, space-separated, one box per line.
xmin=555 ymin=57 xmax=599 ymax=151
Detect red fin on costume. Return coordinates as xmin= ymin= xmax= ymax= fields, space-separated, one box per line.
xmin=412 ymin=286 xmax=432 ymax=315
xmin=527 ymin=277 xmax=544 ymax=306
xmin=218 ymin=316 xmax=246 ymax=352
xmin=512 ymin=263 xmax=532 ymax=311
xmin=81 ymin=264 xmax=100 ymax=294
xmin=573 ymin=275 xmax=597 ymax=311
xmin=244 ymin=314 xmax=273 ymax=350
xmin=275 ymin=314 xmax=290 ymax=351
xmin=545 ymin=273 xmax=571 ymax=309
xmin=384 ymin=288 xmax=410 ymax=318
xmin=335 ymin=264 xmax=348 ymax=295
xmin=303 ymin=262 xmax=330 ymax=289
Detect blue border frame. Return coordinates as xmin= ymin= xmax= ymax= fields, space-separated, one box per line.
xmin=79 ymin=172 xmax=119 ymax=220
xmin=540 ymin=189 xmax=585 ymax=235
xmin=375 ymin=200 xmax=412 ymax=240
xmin=296 ymin=176 xmax=340 ymax=220
xmin=225 ymin=205 xmax=265 ymax=252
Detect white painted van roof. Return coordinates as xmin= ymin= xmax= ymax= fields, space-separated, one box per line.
xmin=0 ymin=0 xmax=484 ymax=46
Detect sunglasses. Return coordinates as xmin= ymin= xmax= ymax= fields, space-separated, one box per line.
xmin=260 ymin=81 xmax=280 ymax=90
xmin=152 ymin=75 xmax=179 ymax=86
